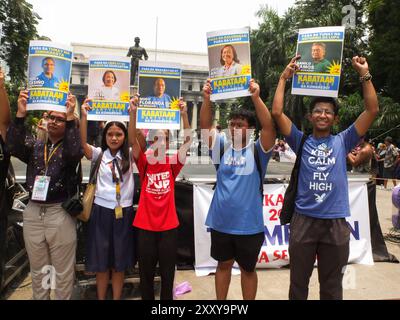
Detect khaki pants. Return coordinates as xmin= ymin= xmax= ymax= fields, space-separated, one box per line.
xmin=23 ymin=201 xmax=77 ymax=300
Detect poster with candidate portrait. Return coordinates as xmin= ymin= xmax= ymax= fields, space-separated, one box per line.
xmin=207 ymin=27 xmax=251 ymax=101
xmin=291 ymin=26 xmax=345 ymax=98
xmin=137 ymin=61 xmax=181 ymax=129
xmin=87 ymin=56 xmax=131 ymax=121
xmin=27 ymin=41 xmax=73 ymax=112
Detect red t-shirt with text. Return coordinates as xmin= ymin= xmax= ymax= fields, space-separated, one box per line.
xmin=133 ymin=151 xmax=184 ymax=231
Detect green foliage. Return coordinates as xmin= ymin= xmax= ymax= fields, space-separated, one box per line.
xmin=368 ymin=0 xmax=400 ymax=102
xmin=247 ymin=0 xmax=399 ymax=140
xmin=0 ymin=0 xmax=41 ymax=86
xmin=0 ymin=0 xmax=45 ymax=133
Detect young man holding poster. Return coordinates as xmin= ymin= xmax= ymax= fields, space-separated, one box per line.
xmin=272 ymin=55 xmax=379 ymax=300
xmin=200 ymin=79 xmax=275 ymax=300
xmin=7 ymin=90 xmax=83 ymax=300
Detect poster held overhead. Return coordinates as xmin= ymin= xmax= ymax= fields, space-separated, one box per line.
xmin=207 ymin=27 xmax=252 ymax=101
xmin=27 ymin=41 xmax=73 ymax=112
xmin=291 ymin=26 xmax=345 ymax=98
xmin=137 ymin=61 xmax=181 ymax=130
xmin=87 ymin=56 xmax=131 ymax=122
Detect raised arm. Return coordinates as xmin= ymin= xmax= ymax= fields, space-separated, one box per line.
xmin=347 ymin=144 xmax=373 ymax=167
xmin=249 ymin=79 xmax=276 ymax=151
xmin=351 ymin=57 xmax=379 ymax=137
xmin=63 ymin=93 xmax=83 ymax=162
xmin=0 ymin=68 xmax=11 ymax=140
xmin=128 ymin=95 xmax=141 ymax=161
xmin=178 ymin=98 xmax=192 ymax=164
xmin=80 ymin=99 xmax=94 ymax=160
xmin=271 ymin=56 xmax=300 ymax=136
xmin=6 ymin=90 xmax=34 ymax=163
xmin=199 ymin=79 xmax=214 ymax=148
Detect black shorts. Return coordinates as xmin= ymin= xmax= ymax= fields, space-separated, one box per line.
xmin=210 ymin=229 xmax=264 ymax=273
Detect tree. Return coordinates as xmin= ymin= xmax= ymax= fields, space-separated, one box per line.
xmin=0 ymin=0 xmax=44 ymax=129
xmin=0 ymin=0 xmax=41 ymax=85
xmin=368 ymin=0 xmax=400 ymax=102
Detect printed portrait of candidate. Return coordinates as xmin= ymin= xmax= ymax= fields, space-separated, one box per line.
xmin=210 ymin=44 xmax=243 ymax=78
xmin=146 ymin=78 xmax=172 ymax=108
xmin=311 ymin=42 xmax=331 ymax=73
xmin=93 ymin=70 xmax=120 ymax=100
xmin=35 ymin=57 xmax=60 ymax=88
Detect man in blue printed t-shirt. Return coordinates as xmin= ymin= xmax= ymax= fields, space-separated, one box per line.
xmin=35 ymin=57 xmax=59 ymax=89
xmin=272 ymin=55 xmax=379 ymax=300
xmin=200 ymin=78 xmax=276 ymax=300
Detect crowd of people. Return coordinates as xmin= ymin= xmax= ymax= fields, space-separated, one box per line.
xmin=346 ymin=136 xmax=399 ymax=189
xmin=0 ymin=54 xmax=391 ymax=301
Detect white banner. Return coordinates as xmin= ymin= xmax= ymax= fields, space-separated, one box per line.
xmin=194 ymin=181 xmax=373 ymax=276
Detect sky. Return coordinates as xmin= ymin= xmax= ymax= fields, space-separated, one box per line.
xmin=27 ymin=0 xmax=296 ymax=53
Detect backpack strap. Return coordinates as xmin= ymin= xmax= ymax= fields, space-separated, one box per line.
xmin=89 ymin=151 xmax=103 ymax=184
xmin=212 ymin=140 xmax=225 ymax=190
xmin=253 ymin=144 xmax=264 ymax=201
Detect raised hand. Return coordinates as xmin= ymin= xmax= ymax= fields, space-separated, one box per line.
xmin=17 ymin=90 xmax=29 ymax=118
xmin=66 ymin=93 xmax=77 ymax=120
xmin=81 ymin=98 xmax=92 ymax=118
xmin=249 ymin=79 xmax=260 ymax=98
xmin=202 ymin=79 xmax=212 ymax=100
xmin=351 ymin=56 xmax=369 ymax=76
xmin=281 ymin=55 xmax=301 ymax=80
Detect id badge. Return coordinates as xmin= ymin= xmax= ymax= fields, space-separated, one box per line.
xmin=32 ymin=176 xmax=51 ymax=201
xmin=115 ymin=206 xmax=123 ymax=219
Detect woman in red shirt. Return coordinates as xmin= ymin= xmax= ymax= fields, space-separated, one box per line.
xmin=128 ymin=95 xmax=192 ymax=300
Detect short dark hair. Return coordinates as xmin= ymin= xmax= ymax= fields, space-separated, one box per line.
xmin=384 ymin=136 xmax=393 ymax=143
xmin=228 ymin=108 xmax=256 ymax=128
xmin=309 ymin=97 xmax=339 ymax=115
xmin=312 ymin=42 xmax=326 ymax=50
xmin=42 ymin=57 xmax=55 ymax=66
xmin=102 ymin=70 xmax=117 ymax=84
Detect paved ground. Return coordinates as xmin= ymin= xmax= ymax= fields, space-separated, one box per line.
xmin=5 ymin=158 xmax=400 ymax=300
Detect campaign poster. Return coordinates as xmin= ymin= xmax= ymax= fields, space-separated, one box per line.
xmin=207 ymin=27 xmax=251 ymax=101
xmin=137 ymin=61 xmax=181 ymax=129
xmin=87 ymin=56 xmax=131 ymax=121
xmin=27 ymin=41 xmax=73 ymax=112
xmin=291 ymin=26 xmax=345 ymax=98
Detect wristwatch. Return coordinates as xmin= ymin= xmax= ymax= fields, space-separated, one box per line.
xmin=359 ymin=71 xmax=372 ymax=83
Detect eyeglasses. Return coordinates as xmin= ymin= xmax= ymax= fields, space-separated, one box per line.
xmin=48 ymin=115 xmax=66 ymax=123
xmin=312 ymin=108 xmax=335 ymax=116
xmin=228 ymin=122 xmax=248 ymax=129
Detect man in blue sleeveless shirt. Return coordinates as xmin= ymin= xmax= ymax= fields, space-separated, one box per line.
xmin=272 ymin=55 xmax=379 ymax=300
xmin=200 ymin=79 xmax=275 ymax=300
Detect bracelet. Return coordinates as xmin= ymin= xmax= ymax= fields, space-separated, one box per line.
xmin=359 ymin=71 xmax=372 ymax=83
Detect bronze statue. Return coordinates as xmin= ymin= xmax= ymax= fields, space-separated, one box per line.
xmin=127 ymin=37 xmax=148 ymax=85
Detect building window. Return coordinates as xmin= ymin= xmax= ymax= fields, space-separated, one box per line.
xmin=80 ymin=77 xmax=85 ymax=85
xmin=188 ymin=84 xmax=192 ymax=91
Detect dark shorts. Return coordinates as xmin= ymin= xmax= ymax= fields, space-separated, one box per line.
xmin=210 ymin=229 xmax=264 ymax=273
xmin=383 ymin=166 xmax=395 ymax=179
xmin=86 ymin=204 xmax=137 ymax=273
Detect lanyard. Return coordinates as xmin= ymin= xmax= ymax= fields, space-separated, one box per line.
xmin=111 ymin=158 xmax=124 ymax=205
xmin=44 ymin=142 xmax=62 ymax=175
